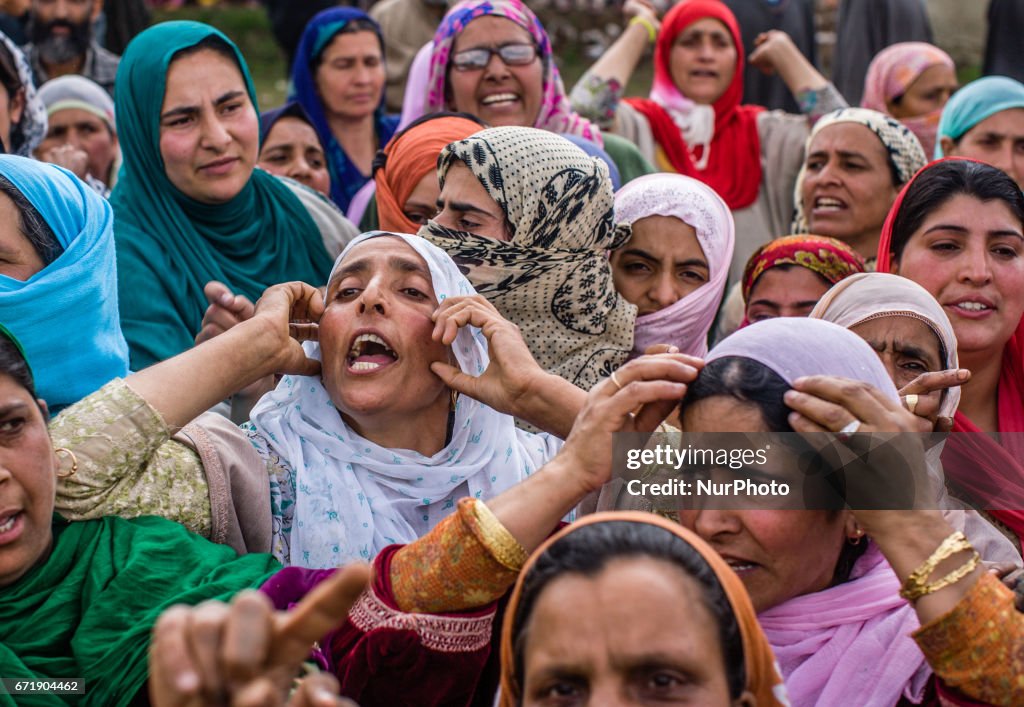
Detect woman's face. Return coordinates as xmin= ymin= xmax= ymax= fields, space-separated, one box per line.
xmin=611 ymin=215 xmax=709 ymax=316
xmin=745 ymin=266 xmax=831 ymax=323
xmin=447 ymin=16 xmax=543 ymax=129
xmin=887 ymin=63 xmax=958 ymax=120
xmin=0 ymin=84 xmax=24 ymax=154
xmin=314 ymin=31 xmax=386 ymax=123
xmin=942 ymin=108 xmax=1024 ymax=189
xmin=159 ymin=49 xmax=259 ymax=205
xmin=37 ymin=108 xmax=118 ymax=184
xmin=435 ymin=161 xmax=510 ymax=239
xmin=257 ymin=116 xmax=330 ymax=196
xmin=892 ymin=193 xmax=1024 ymax=358
xmin=403 ymin=171 xmax=441 ymax=228
xmin=801 ymin=123 xmax=899 ymax=256
xmin=520 ymin=556 xmax=748 ymax=706
xmin=0 ymin=374 xmax=57 ymax=588
xmin=0 ymin=190 xmax=44 ymax=281
xmin=319 ymin=237 xmax=451 ymax=429
xmin=678 ymin=395 xmax=853 ymax=613
xmin=849 ymin=316 xmax=944 ymax=390
xmin=669 ymin=18 xmax=737 ymax=106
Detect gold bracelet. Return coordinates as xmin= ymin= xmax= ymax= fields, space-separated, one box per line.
xmin=899 ymin=551 xmax=980 ymax=601
xmin=898 ymin=531 xmax=977 ymax=601
xmin=629 ymin=16 xmax=657 ymax=44
xmin=469 ymin=499 xmax=528 ymax=571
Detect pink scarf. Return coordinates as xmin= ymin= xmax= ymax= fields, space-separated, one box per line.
xmin=758 ymin=545 xmax=930 ymax=706
xmin=614 ymin=174 xmax=734 ymax=358
xmin=861 ymin=42 xmax=955 ymax=158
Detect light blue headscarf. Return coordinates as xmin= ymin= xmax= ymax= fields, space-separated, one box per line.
xmin=0 ymin=155 xmax=128 ymax=414
xmin=935 ymin=75 xmax=1024 ymax=158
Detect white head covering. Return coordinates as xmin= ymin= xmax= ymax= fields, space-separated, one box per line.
xmin=249 ymin=231 xmax=554 ymax=567
xmin=614 ymin=173 xmax=735 ymax=358
xmin=0 ymin=32 xmax=45 ymax=156
xmin=38 ymin=75 xmax=115 ymax=130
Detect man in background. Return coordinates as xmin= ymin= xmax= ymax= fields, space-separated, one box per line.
xmin=22 ymin=0 xmax=118 ymax=95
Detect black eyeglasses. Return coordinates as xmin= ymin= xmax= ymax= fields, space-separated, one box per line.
xmin=451 ymin=43 xmax=538 ymax=71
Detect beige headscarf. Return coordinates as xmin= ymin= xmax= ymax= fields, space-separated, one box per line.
xmin=810 ymin=272 xmax=1021 ymax=563
xmin=421 ymin=127 xmax=636 ymax=390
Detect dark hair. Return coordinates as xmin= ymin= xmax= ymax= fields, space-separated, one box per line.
xmin=681 ymin=356 xmax=868 ymax=583
xmin=511 ymin=520 xmax=746 ymax=702
xmin=311 ymin=19 xmax=382 ymax=68
xmin=170 ymin=35 xmax=240 ymax=68
xmin=683 ymin=357 xmax=793 ymax=432
xmin=0 ymin=42 xmax=23 ymax=152
xmin=0 ymin=174 xmax=62 ymax=267
xmin=0 ymin=332 xmax=35 ymax=398
xmin=371 ymin=111 xmax=488 ymax=177
xmin=890 ymin=159 xmax=1024 ymax=263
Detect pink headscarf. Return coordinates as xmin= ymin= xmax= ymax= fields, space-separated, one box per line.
xmin=614 ymin=173 xmax=734 ymax=358
xmin=423 ymin=0 xmax=602 ymax=144
xmin=707 ymin=317 xmax=930 ymax=706
xmin=861 ymin=42 xmax=955 ymax=158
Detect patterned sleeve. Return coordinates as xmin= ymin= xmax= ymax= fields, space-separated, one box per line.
xmin=243 ymin=423 xmax=296 ymax=565
xmin=794 ymin=83 xmax=849 ymax=121
xmin=569 ymin=70 xmax=624 ymax=130
xmin=913 ymin=572 xmax=1024 ymax=706
xmin=51 ymin=378 xmax=212 ymax=538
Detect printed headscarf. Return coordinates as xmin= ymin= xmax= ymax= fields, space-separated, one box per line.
xmin=614 ymin=173 xmax=734 ymax=357
xmin=499 ymin=512 xmax=790 ymax=707
xmin=742 ymin=235 xmax=865 ymax=305
xmin=861 ymin=42 xmax=955 ymax=157
xmin=0 ymin=31 xmax=45 ymax=156
xmin=421 ymin=126 xmax=635 ymax=389
xmin=623 ymin=0 xmax=764 ymax=210
xmin=792 ymin=107 xmax=927 ymax=234
xmin=424 ymin=0 xmax=602 ymax=144
xmin=249 ymin=232 xmax=554 ymax=567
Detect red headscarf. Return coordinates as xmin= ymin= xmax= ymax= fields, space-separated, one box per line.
xmin=624 ymin=0 xmax=763 ymax=210
xmin=877 ymin=157 xmax=1024 ymax=540
xmin=375 ymin=115 xmax=484 ymax=234
xmin=742 ymin=234 xmax=866 ymax=305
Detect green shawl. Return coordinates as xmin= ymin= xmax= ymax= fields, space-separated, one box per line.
xmin=0 ymin=516 xmax=280 ymax=707
xmin=110 ymin=21 xmax=335 ymax=370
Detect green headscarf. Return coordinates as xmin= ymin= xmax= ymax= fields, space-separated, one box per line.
xmin=110 ymin=22 xmax=335 ymax=370
xmin=0 ymin=516 xmax=280 ymax=707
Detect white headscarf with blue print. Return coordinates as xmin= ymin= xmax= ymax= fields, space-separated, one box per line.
xmin=248 ymin=231 xmax=559 ymax=567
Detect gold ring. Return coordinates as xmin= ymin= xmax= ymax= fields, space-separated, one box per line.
xmin=905 ymin=394 xmax=919 ymax=414
xmin=610 ymin=371 xmax=624 ymax=392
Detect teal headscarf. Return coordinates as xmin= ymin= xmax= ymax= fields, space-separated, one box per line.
xmin=0 ymin=156 xmax=128 ymax=415
xmin=935 ymin=75 xmax=1024 ymax=159
xmin=111 ymin=22 xmax=335 ymax=370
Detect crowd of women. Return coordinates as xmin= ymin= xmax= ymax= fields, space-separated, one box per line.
xmin=3 ymin=0 xmax=1024 ymax=705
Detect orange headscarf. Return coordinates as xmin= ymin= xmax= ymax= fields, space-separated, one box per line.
xmin=375 ymin=115 xmax=484 ymax=234
xmin=498 ymin=512 xmax=788 ymax=706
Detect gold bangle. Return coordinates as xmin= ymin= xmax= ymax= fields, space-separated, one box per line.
xmin=629 ymin=16 xmax=657 ymax=44
xmin=899 ymin=551 xmax=980 ymax=601
xmin=469 ymin=499 xmax=528 ymax=571
xmin=898 ymin=531 xmax=977 ymax=601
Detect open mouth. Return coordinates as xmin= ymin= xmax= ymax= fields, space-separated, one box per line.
xmin=812 ymin=196 xmax=847 ymax=212
xmin=480 ymin=92 xmax=519 ymax=106
xmin=0 ymin=513 xmax=18 ymax=534
xmin=690 ymin=69 xmax=719 ymax=78
xmin=346 ymin=332 xmax=398 ymax=372
xmin=723 ymin=557 xmax=759 ymax=574
xmin=947 ymin=299 xmax=995 ymax=316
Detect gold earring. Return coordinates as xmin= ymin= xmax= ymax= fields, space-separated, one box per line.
xmin=848 ymin=527 xmax=865 ymax=546
xmin=55 ymin=447 xmax=78 ymax=478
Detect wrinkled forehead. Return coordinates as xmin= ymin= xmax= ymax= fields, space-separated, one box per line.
xmin=327 ymin=236 xmax=435 ymax=292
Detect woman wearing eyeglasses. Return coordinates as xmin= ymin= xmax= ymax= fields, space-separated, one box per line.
xmin=420 ymin=0 xmax=655 ymax=185
xmin=291 ymin=7 xmax=399 ymax=213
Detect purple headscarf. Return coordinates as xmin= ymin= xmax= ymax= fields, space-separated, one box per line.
xmin=707 ymin=317 xmax=930 ymax=707
xmin=424 ymin=0 xmax=601 ymax=144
